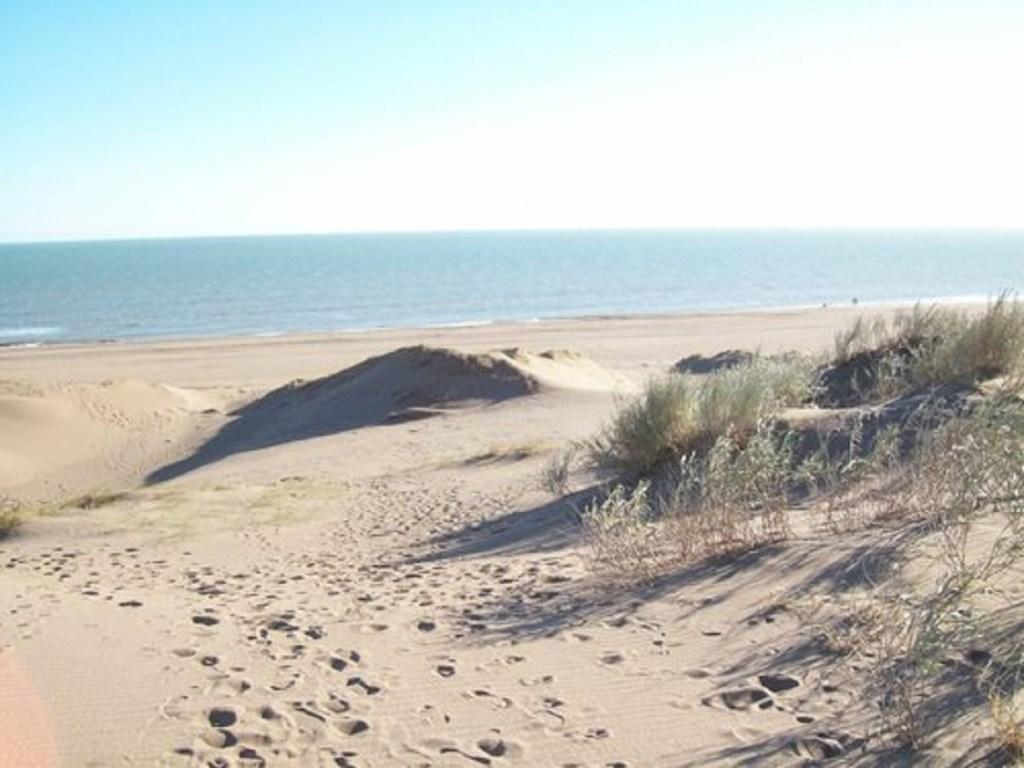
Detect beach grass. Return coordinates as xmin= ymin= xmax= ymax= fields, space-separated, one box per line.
xmin=587 ymin=355 xmax=816 ymax=476
xmin=581 ymin=304 xmax=1024 ymax=755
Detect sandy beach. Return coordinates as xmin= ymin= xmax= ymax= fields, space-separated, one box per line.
xmin=0 ymin=304 xmax=1001 ymax=766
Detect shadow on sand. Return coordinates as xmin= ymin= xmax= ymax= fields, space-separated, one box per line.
xmin=146 ymin=345 xmax=536 ymax=484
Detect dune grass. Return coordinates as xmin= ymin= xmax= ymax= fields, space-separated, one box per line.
xmin=581 ymin=302 xmax=1024 ymax=756
xmin=588 ymin=355 xmax=816 ymax=476
xmin=583 ymin=298 xmax=1024 ymax=583
xmin=826 ymin=295 xmax=1024 ymax=405
xmin=0 ymin=496 xmax=21 ymax=538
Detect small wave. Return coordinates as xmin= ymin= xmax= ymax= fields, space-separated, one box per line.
xmin=0 ymin=326 xmax=62 ymax=338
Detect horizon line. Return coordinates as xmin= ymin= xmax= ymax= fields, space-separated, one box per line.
xmin=5 ymin=223 xmax=1024 ymax=247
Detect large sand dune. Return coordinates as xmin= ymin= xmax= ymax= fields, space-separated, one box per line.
xmin=145 ymin=345 xmax=630 ymax=484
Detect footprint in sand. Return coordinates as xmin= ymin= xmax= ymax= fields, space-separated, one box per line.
xmin=335 ymin=717 xmax=370 ymax=736
xmin=684 ymin=668 xmax=713 ymax=679
xmin=704 ymin=687 xmax=774 ymax=711
xmin=322 ymin=693 xmax=350 ymax=714
xmin=791 ymin=730 xmax=864 ymax=760
xmin=199 ymin=728 xmax=238 ymax=748
xmin=757 ymin=673 xmax=801 ymax=693
xmin=792 ymin=735 xmax=844 ymax=760
xmin=346 ymin=676 xmax=382 ymax=695
xmin=207 ymin=707 xmax=238 ymax=728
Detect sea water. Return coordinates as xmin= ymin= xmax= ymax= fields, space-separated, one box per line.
xmin=1 ymin=229 xmax=1022 ymax=345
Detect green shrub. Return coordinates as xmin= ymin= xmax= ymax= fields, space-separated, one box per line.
xmin=590 ymin=356 xmax=815 ymax=475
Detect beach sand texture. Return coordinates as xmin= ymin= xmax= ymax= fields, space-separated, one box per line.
xmin=0 ymin=307 xmax=986 ymax=766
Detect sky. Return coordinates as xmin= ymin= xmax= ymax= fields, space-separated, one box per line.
xmin=2 ymin=0 xmax=1023 ymax=242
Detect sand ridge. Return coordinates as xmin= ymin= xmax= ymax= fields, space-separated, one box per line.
xmin=0 ymin=379 xmax=232 ymax=501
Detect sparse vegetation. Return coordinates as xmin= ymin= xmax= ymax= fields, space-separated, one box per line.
xmin=583 ymin=481 xmax=665 ymax=582
xmin=861 ymin=398 xmax=1024 ymax=751
xmin=581 ymin=297 xmax=1024 ymax=757
xmin=463 ymin=441 xmax=551 ymax=466
xmin=63 ymin=490 xmax=131 ymax=510
xmin=541 ymin=445 xmax=577 ymax=496
xmin=0 ymin=495 xmax=22 ymax=538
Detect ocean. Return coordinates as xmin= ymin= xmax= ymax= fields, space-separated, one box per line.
xmin=1 ymin=230 xmax=1022 ymax=345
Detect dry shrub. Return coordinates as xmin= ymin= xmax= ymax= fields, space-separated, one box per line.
xmin=814 ymin=421 xmax=910 ymax=532
xmin=582 ymin=482 xmax=667 ymax=583
xmin=854 ymin=397 xmax=1024 ymax=750
xmin=0 ymin=495 xmax=21 ymax=538
xmin=585 ymin=421 xmax=798 ymax=578
xmin=988 ymin=688 xmax=1024 ymax=763
xmin=541 ymin=445 xmax=577 ymax=496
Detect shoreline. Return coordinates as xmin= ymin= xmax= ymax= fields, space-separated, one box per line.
xmin=0 ymin=293 xmax=996 ymax=353
xmin=0 ymin=297 xmax=995 ymax=391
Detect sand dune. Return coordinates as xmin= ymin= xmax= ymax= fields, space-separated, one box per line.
xmin=0 ymin=380 xmax=228 ymax=501
xmin=254 ymin=345 xmax=631 ymax=419
xmin=146 ymin=345 xmax=629 ymax=484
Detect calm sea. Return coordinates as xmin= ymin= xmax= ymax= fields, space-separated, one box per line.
xmin=1 ymin=230 xmax=1022 ymax=345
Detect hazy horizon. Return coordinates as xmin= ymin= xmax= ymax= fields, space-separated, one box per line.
xmin=8 ymin=224 xmax=1024 ymax=248
xmin=4 ymin=1 xmax=1024 ymax=242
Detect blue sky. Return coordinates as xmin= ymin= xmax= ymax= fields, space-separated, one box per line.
xmin=2 ymin=1 xmax=1023 ymax=241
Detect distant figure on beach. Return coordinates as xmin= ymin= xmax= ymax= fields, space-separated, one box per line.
xmin=852 ymin=297 xmax=859 ymax=306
